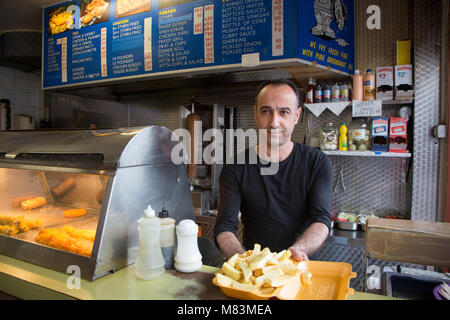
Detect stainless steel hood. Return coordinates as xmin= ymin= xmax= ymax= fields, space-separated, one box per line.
xmin=0 ymin=126 xmax=176 ymax=171
xmin=0 ymin=126 xmax=195 ymax=281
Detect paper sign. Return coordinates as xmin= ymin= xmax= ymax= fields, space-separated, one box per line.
xmin=352 ymin=100 xmax=382 ymax=117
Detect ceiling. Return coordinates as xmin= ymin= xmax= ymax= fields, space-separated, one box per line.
xmin=0 ymin=0 xmax=58 ymax=34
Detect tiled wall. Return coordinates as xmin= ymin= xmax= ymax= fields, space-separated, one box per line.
xmin=0 ymin=66 xmax=43 ymax=129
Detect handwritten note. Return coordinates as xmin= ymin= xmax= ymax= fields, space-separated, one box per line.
xmin=352 ymin=100 xmax=382 ymax=117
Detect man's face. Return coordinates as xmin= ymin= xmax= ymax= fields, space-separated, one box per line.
xmin=254 ymin=84 xmax=301 ymax=148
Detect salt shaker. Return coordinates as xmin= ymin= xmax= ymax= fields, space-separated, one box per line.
xmin=174 ymin=219 xmax=202 ymax=273
xmin=134 ymin=205 xmax=165 ymax=280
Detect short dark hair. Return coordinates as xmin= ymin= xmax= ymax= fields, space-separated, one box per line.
xmin=255 ymin=79 xmax=300 ymax=110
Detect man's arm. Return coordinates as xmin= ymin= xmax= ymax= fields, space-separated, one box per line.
xmin=214 ymin=164 xmax=244 ymax=259
xmin=289 ymin=152 xmax=333 ymax=261
xmin=216 ymin=231 xmax=246 ymax=260
xmin=288 ymin=222 xmax=329 ymax=261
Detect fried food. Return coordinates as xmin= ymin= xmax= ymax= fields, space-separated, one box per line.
xmin=81 ymin=0 xmax=109 ymax=25
xmin=49 ymin=7 xmax=74 ymax=35
xmin=35 ymin=226 xmax=96 ymax=256
xmin=21 ymin=197 xmax=47 ymax=210
xmin=62 ymin=225 xmax=95 ymax=241
xmin=0 ymin=225 xmax=18 ymax=236
xmin=63 ymin=208 xmax=87 ymax=218
xmin=11 ymin=196 xmax=36 ymax=208
xmin=82 ymin=12 xmax=94 ymax=25
xmin=214 ymin=244 xmax=313 ymax=296
xmin=0 ymin=214 xmax=42 ymax=235
xmin=52 ymin=178 xmax=76 ymax=197
xmin=116 ymin=0 xmax=150 ymax=17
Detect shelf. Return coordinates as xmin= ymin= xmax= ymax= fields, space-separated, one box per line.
xmin=380 ymin=98 xmax=414 ymax=105
xmin=323 ymin=151 xmax=411 ymax=158
xmin=304 ymin=99 xmax=413 ymax=107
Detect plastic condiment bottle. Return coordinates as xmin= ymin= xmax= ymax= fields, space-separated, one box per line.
xmin=340 ymin=83 xmax=349 ymax=101
xmin=339 ymin=123 xmax=348 ymax=151
xmin=314 ymin=83 xmax=323 ymax=103
xmin=174 ymin=219 xmax=202 ymax=273
xmin=306 ymin=78 xmax=315 ymax=103
xmin=363 ymin=69 xmax=376 ymax=101
xmin=159 ymin=207 xmax=175 ymax=269
xmin=352 ymin=70 xmax=364 ymax=101
xmin=332 ymin=83 xmax=341 ymax=102
xmin=134 ymin=205 xmax=165 ymax=280
xmin=323 ymin=83 xmax=331 ymax=102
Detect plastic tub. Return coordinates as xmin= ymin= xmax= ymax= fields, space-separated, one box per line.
xmin=212 ymin=260 xmax=356 ymax=300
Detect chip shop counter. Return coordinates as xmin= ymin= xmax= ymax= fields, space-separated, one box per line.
xmin=0 ymin=254 xmax=399 ymax=300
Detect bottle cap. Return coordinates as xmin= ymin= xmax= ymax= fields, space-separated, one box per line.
xmin=367 ymin=69 xmax=372 ymax=73
xmin=355 ymin=70 xmax=360 ymax=75
xmin=159 ymin=207 xmax=169 ymax=218
xmin=144 ymin=205 xmax=156 ymax=218
xmin=176 ymin=219 xmax=198 ymax=235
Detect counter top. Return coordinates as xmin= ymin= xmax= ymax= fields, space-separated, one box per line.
xmin=0 ymin=254 xmax=397 ymax=300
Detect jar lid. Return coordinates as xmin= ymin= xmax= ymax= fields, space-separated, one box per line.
xmin=176 ymin=219 xmax=198 ymax=235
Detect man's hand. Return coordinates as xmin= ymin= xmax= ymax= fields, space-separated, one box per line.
xmin=288 ymin=246 xmax=309 ymax=261
xmin=288 ymin=222 xmax=329 ymax=261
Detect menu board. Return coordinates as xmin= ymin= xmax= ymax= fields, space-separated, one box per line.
xmin=42 ymin=0 xmax=354 ymax=89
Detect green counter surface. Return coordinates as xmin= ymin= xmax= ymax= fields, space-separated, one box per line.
xmin=0 ymin=255 xmax=397 ymax=300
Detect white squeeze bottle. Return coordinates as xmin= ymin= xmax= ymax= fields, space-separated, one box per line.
xmin=174 ymin=219 xmax=202 ymax=273
xmin=135 ymin=205 xmax=165 ymax=280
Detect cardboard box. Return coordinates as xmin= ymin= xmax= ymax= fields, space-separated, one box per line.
xmin=395 ymin=65 xmax=414 ymax=98
xmin=389 ymin=117 xmax=407 ymax=153
xmin=366 ymin=218 xmax=450 ymax=268
xmin=371 ymin=117 xmax=389 ymax=152
xmin=376 ymin=67 xmax=394 ymax=101
xmin=396 ymin=40 xmax=411 ymax=65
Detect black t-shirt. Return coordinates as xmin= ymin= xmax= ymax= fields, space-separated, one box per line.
xmin=213 ymin=143 xmax=333 ymax=252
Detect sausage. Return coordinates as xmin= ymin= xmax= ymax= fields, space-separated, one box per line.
xmin=21 ymin=197 xmax=47 ymax=210
xmin=52 ymin=178 xmax=76 ymax=197
xmin=63 ymin=209 xmax=87 ymax=218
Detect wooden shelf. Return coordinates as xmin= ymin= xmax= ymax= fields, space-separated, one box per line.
xmin=323 ymin=151 xmax=411 ymax=158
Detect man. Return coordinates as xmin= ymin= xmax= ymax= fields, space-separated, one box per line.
xmin=213 ymin=79 xmax=332 ymax=261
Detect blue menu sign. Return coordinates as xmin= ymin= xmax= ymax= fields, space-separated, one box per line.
xmin=42 ymin=0 xmax=354 ymax=89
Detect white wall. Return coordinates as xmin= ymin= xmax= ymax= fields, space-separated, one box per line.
xmin=0 ymin=66 xmax=43 ymax=129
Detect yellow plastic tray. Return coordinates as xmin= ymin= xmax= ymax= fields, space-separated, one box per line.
xmin=212 ymin=260 xmax=356 ymax=300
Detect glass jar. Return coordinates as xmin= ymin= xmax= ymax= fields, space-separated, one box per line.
xmin=319 ymin=122 xmax=338 ymax=151
xmin=348 ymin=117 xmax=371 ymax=151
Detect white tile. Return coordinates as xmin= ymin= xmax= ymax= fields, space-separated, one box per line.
xmin=16 ymin=78 xmax=37 ymax=93
xmin=0 ymin=66 xmax=16 ymax=77
xmin=0 ymin=89 xmax=14 ymax=101
xmin=0 ymin=75 xmax=16 ymax=90
xmin=28 ymin=94 xmax=38 ymax=108
xmin=13 ymin=91 xmax=30 ymax=106
xmin=12 ymin=104 xmax=26 ymax=116
xmin=15 ymin=77 xmax=28 ymax=92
